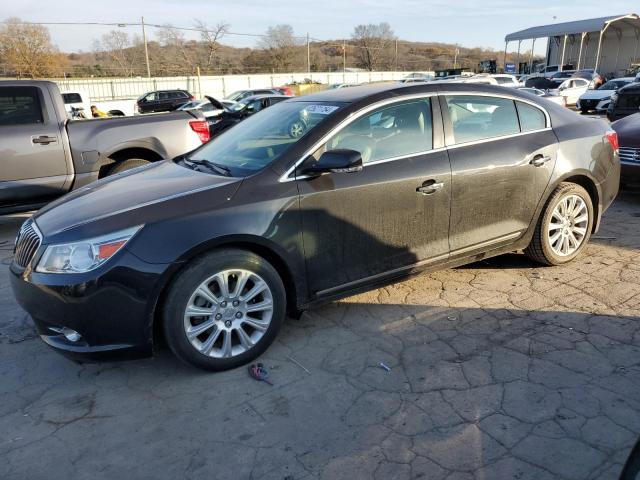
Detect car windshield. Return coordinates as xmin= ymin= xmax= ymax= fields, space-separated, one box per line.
xmin=600 ymin=80 xmax=628 ymax=90
xmin=185 ymin=101 xmax=345 ymax=177
xmin=226 ymin=91 xmax=246 ymax=101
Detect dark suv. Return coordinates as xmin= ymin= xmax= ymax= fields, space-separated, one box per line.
xmin=607 ymin=82 xmax=640 ymax=121
xmin=137 ymin=90 xmax=194 ymax=114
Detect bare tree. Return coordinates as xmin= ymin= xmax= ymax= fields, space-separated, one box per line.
xmin=93 ymin=30 xmax=141 ymax=77
xmin=0 ymin=18 xmax=66 ymax=78
xmin=194 ymin=20 xmax=229 ymax=72
xmin=258 ymin=24 xmax=301 ymax=72
xmin=157 ymin=25 xmax=198 ymax=74
xmin=351 ymin=22 xmax=395 ymax=71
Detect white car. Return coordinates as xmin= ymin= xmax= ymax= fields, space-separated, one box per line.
xmin=490 ymin=74 xmax=519 ymax=87
xmin=61 ymin=90 xmax=137 ymax=118
xmin=576 ymin=77 xmax=637 ymax=113
xmin=516 ymin=87 xmax=567 ymax=107
xmin=177 ymin=98 xmax=228 ymax=118
xmin=554 ymin=78 xmax=592 ymax=106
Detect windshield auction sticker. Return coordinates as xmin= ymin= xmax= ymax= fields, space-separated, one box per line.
xmin=305 ymin=105 xmax=340 ymax=115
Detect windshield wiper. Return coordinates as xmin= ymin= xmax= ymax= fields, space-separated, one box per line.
xmin=185 ymin=158 xmax=232 ymax=176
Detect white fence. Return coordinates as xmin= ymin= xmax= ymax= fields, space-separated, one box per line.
xmin=54 ymin=71 xmax=430 ymax=101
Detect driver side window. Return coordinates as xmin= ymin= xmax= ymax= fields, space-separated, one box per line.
xmin=325 ymin=98 xmax=433 ymax=164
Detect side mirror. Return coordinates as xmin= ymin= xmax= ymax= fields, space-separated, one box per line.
xmin=300 ymin=149 xmax=363 ymax=176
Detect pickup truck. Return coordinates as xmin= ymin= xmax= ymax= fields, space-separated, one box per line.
xmin=0 ymin=80 xmax=211 ymax=214
xmin=60 ymin=89 xmax=137 ymax=117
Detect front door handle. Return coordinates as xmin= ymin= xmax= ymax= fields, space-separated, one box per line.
xmin=417 ymin=180 xmax=444 ymax=195
xmin=32 ymin=135 xmax=58 ymax=145
xmin=530 ymin=155 xmax=552 ymax=167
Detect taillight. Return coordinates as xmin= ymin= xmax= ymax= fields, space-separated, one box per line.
xmin=189 ymin=120 xmax=210 ymax=143
xmin=605 ymin=130 xmax=619 ymax=152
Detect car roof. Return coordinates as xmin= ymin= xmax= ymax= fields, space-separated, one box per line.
xmin=293 ymin=82 xmax=547 ymax=105
xmin=241 ymin=94 xmax=287 ymax=101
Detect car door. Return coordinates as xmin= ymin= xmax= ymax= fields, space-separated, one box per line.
xmin=441 ymin=93 xmax=557 ymax=256
xmin=0 ymin=85 xmax=71 ymax=205
xmin=296 ymin=96 xmax=452 ymax=296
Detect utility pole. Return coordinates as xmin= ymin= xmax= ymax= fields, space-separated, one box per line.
xmin=453 ymin=47 xmax=459 ymax=69
xmin=342 ymin=40 xmax=346 ymax=72
xmin=141 ymin=16 xmax=151 ymax=78
xmin=306 ymin=32 xmax=311 ymax=73
xmin=395 ymin=39 xmax=398 ymax=71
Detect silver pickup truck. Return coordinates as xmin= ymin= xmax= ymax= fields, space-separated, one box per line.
xmin=0 ymin=80 xmax=210 ymax=214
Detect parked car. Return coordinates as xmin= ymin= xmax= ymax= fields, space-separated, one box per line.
xmin=577 ymin=77 xmax=636 ymax=113
xmin=555 ymin=77 xmax=591 ymax=106
xmin=533 ymin=64 xmax=575 ymax=78
xmin=210 ymin=94 xmax=290 ymax=137
xmin=489 ymin=74 xmax=519 ymax=87
xmin=9 ymin=83 xmax=620 ymax=371
xmin=516 ymin=87 xmax=567 ymax=107
xmin=61 ymin=90 xmax=137 ymax=118
xmin=177 ymin=98 xmax=227 ymax=119
xmin=136 ymin=90 xmax=194 ymax=114
xmin=225 ymin=89 xmax=282 ymax=102
xmin=607 ymin=82 xmax=640 ymax=121
xmin=611 ymin=113 xmax=640 ymax=189
xmin=0 ymin=80 xmax=210 ymax=215
xmin=274 ymin=86 xmax=294 ymax=96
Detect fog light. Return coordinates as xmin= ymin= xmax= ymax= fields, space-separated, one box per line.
xmin=51 ymin=327 xmax=82 ymax=342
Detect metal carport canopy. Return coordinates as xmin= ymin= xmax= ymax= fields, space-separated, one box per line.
xmin=505 ymin=14 xmax=639 ymax=41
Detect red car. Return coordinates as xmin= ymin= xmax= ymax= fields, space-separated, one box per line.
xmin=274 ymin=86 xmax=294 ymax=96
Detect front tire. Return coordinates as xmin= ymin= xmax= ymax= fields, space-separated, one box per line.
xmin=163 ymin=249 xmax=286 ymax=371
xmin=525 ymin=182 xmax=593 ymax=266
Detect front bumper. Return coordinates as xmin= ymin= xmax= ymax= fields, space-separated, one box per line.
xmin=9 ymin=250 xmax=172 ymax=361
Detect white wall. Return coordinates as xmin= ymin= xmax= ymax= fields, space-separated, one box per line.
xmin=55 ymin=71 xmax=431 ymax=102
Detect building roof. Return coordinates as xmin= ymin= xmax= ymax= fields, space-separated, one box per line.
xmin=505 ymin=14 xmax=640 ymax=42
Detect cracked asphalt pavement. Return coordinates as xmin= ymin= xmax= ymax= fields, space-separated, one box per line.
xmin=1 ymin=193 xmax=639 ymax=480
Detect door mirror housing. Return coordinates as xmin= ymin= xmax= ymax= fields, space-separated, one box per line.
xmin=301 ymin=149 xmax=363 ymax=176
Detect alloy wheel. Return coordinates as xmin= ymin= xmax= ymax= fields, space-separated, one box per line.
xmin=183 ymin=269 xmax=274 ymax=358
xmin=547 ymin=194 xmax=589 ymax=257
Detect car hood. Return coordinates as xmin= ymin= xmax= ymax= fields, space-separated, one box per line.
xmin=612 ymin=113 xmax=640 ymax=148
xmin=580 ymin=89 xmax=614 ymax=100
xmin=35 ymin=160 xmax=241 ymax=237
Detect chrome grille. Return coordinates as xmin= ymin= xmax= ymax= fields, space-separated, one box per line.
xmin=619 ymin=147 xmax=640 ymax=164
xmin=13 ymin=219 xmax=42 ymax=268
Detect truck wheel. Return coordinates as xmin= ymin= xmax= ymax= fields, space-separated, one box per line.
xmin=108 ymin=158 xmax=151 ymax=175
xmin=525 ymin=182 xmax=593 ymax=266
xmin=163 ymin=249 xmax=286 ymax=371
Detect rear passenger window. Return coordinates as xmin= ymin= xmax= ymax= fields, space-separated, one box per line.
xmin=516 ymin=101 xmax=546 ymax=132
xmin=326 ymin=98 xmax=433 ymax=164
xmin=445 ymin=95 xmax=519 ymax=144
xmin=0 ymin=87 xmax=44 ymax=126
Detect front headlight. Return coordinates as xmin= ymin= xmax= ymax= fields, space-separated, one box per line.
xmin=36 ymin=225 xmax=142 ymax=274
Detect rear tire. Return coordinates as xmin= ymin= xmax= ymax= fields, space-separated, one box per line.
xmin=163 ymin=249 xmax=286 ymax=371
xmin=525 ymin=182 xmax=593 ymax=266
xmin=108 ymin=158 xmax=150 ymax=175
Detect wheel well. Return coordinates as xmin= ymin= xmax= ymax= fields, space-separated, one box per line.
xmin=151 ymin=241 xmax=300 ymax=347
xmin=101 ymin=148 xmax=163 ymax=178
xmin=563 ymin=175 xmax=600 ymax=232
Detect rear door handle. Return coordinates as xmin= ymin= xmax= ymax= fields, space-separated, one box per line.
xmin=530 ymin=155 xmax=552 ymax=167
xmin=417 ymin=180 xmax=444 ymax=195
xmin=31 ymin=135 xmax=58 ymax=145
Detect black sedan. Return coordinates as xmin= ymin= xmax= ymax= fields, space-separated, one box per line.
xmin=11 ymin=83 xmax=620 ymax=371
xmin=611 ymin=112 xmax=640 ymax=189
xmin=607 ymin=82 xmax=640 ymax=121
xmin=209 ymin=94 xmax=290 ymax=137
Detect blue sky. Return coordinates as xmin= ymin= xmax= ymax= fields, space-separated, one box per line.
xmin=5 ymin=0 xmax=638 ymax=54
